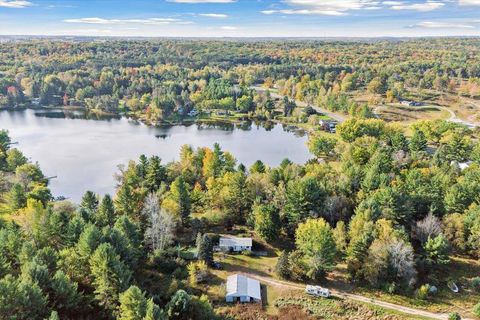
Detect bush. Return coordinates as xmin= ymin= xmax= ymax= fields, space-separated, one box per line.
xmin=385 ymin=282 xmax=396 ymax=294
xmin=471 ymin=277 xmax=480 ymax=292
xmin=473 ymin=303 xmax=480 ymax=317
xmin=241 ymin=250 xmax=253 ymax=256
xmin=416 ymin=284 xmax=430 ymax=300
xmin=448 ymin=312 xmax=461 ymax=320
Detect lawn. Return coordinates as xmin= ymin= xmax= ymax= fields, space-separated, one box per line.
xmin=375 ymin=104 xmax=450 ymax=124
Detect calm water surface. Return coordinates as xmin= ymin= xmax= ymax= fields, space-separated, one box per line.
xmin=0 ymin=109 xmax=311 ymax=202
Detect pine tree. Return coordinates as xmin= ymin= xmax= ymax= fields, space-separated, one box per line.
xmin=51 ymin=270 xmax=80 ymax=314
xmin=145 ymin=156 xmax=166 ymax=192
xmin=97 ymin=194 xmax=116 ymax=227
xmin=169 ymin=176 xmax=191 ymax=225
xmin=197 ymin=234 xmax=213 ymax=266
xmin=89 ymin=243 xmax=132 ymax=315
xmin=118 ymin=285 xmax=148 ymax=320
xmin=409 ymin=129 xmax=427 ymax=153
xmin=115 ymin=183 xmax=136 ymax=218
xmin=275 ymin=251 xmax=290 ymax=279
xmin=81 ymin=191 xmax=99 ymax=213
xmin=6 ymin=183 xmax=26 ymax=211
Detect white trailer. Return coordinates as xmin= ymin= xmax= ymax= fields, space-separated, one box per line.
xmin=305 ymin=285 xmax=330 ymax=298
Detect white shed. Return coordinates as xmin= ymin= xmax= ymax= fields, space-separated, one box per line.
xmin=219 ymin=236 xmax=252 ymax=252
xmin=225 ymin=274 xmax=261 ymax=303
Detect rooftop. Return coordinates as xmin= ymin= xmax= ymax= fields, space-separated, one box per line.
xmin=226 ymin=274 xmax=261 ymax=300
xmin=219 ymin=236 xmax=252 ymax=247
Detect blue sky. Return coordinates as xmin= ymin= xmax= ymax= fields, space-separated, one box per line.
xmin=0 ymin=0 xmax=479 ymax=37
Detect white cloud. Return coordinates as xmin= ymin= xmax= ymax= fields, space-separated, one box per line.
xmin=459 ymin=0 xmax=480 ymax=5
xmin=220 ymin=26 xmax=238 ymax=30
xmin=0 ymin=0 xmax=32 ymax=8
xmin=167 ymin=0 xmax=236 ymax=3
xmin=261 ymin=9 xmax=346 ymax=16
xmin=63 ymin=17 xmax=187 ymax=25
xmin=390 ymin=1 xmax=445 ymax=11
xmin=382 ymin=1 xmax=403 ymax=5
xmin=199 ymin=13 xmax=229 ymax=18
xmin=411 ymin=21 xmax=475 ymax=28
xmin=262 ymin=0 xmax=381 ymax=16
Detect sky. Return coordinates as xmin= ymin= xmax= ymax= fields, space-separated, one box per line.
xmin=0 ymin=0 xmax=479 ymax=37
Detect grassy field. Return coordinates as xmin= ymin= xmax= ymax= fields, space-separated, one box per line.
xmin=374 ymin=104 xmax=450 ymax=124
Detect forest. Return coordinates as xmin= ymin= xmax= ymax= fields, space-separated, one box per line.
xmin=1 ymin=38 xmax=480 ymax=319
xmin=1 ymin=38 xmax=479 ymax=125
xmin=1 ymin=115 xmax=480 ymax=318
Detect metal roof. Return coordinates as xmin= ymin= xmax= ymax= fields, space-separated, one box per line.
xmin=226 ymin=274 xmax=261 ymax=300
xmin=219 ymin=236 xmax=252 ymax=247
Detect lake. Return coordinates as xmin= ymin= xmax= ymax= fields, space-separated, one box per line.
xmin=0 ymin=109 xmax=311 ymax=202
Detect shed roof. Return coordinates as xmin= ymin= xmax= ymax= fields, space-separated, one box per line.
xmin=226 ymin=274 xmax=261 ymax=300
xmin=219 ymin=236 xmax=252 ymax=247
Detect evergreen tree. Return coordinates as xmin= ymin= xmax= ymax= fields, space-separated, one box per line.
xmin=118 ymin=285 xmax=148 ymax=320
xmin=409 ymin=129 xmax=427 ymax=153
xmin=197 ymin=234 xmax=213 ymax=266
xmin=145 ymin=156 xmax=166 ymax=192
xmin=89 ymin=243 xmax=132 ymax=315
xmin=6 ymin=183 xmax=26 ymax=211
xmin=169 ymin=176 xmax=191 ymax=225
xmin=115 ymin=183 xmax=136 ymax=218
xmin=166 ymin=290 xmax=191 ymax=320
xmin=51 ymin=270 xmax=81 ymax=315
xmin=424 ymin=234 xmax=450 ymax=267
xmin=0 ymin=275 xmax=48 ymax=320
xmin=81 ymin=191 xmax=99 ymax=213
xmin=275 ymin=251 xmax=290 ymax=279
xmin=113 ymin=215 xmax=142 ymax=268
xmin=97 ymin=194 xmax=116 ymax=227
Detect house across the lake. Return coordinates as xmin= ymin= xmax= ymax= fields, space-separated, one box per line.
xmin=218 ymin=236 xmax=252 ymax=252
xmin=225 ymin=274 xmax=261 ymax=303
xmin=400 ymin=100 xmax=423 ymax=107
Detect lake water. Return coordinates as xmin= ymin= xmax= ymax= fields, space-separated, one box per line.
xmin=0 ymin=109 xmax=311 ymax=202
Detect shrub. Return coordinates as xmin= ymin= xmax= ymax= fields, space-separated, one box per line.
xmin=471 ymin=277 xmax=480 ymax=292
xmin=385 ymin=282 xmax=396 ymax=294
xmin=241 ymin=250 xmax=253 ymax=256
xmin=416 ymin=284 xmax=430 ymax=300
xmin=448 ymin=312 xmax=461 ymax=320
xmin=473 ymin=303 xmax=480 ymax=317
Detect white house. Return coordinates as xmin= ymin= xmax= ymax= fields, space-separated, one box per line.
xmin=219 ymin=236 xmax=252 ymax=252
xmin=225 ymin=274 xmax=261 ymax=303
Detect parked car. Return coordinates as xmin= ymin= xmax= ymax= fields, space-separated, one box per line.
xmin=305 ymin=285 xmax=330 ymax=298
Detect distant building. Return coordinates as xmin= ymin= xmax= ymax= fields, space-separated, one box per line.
xmin=400 ymin=100 xmax=423 ymax=107
xmin=219 ymin=236 xmax=252 ymax=252
xmin=225 ymin=274 xmax=261 ymax=303
xmin=319 ymin=120 xmax=337 ymax=133
xmin=188 ymin=109 xmax=198 ymax=117
xmin=452 ymin=160 xmax=472 ymax=171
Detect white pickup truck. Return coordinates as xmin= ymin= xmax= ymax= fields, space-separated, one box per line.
xmin=305 ymin=285 xmax=331 ymax=298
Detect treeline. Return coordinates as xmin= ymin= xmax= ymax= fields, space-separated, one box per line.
xmin=1 ymin=39 xmax=479 ymax=122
